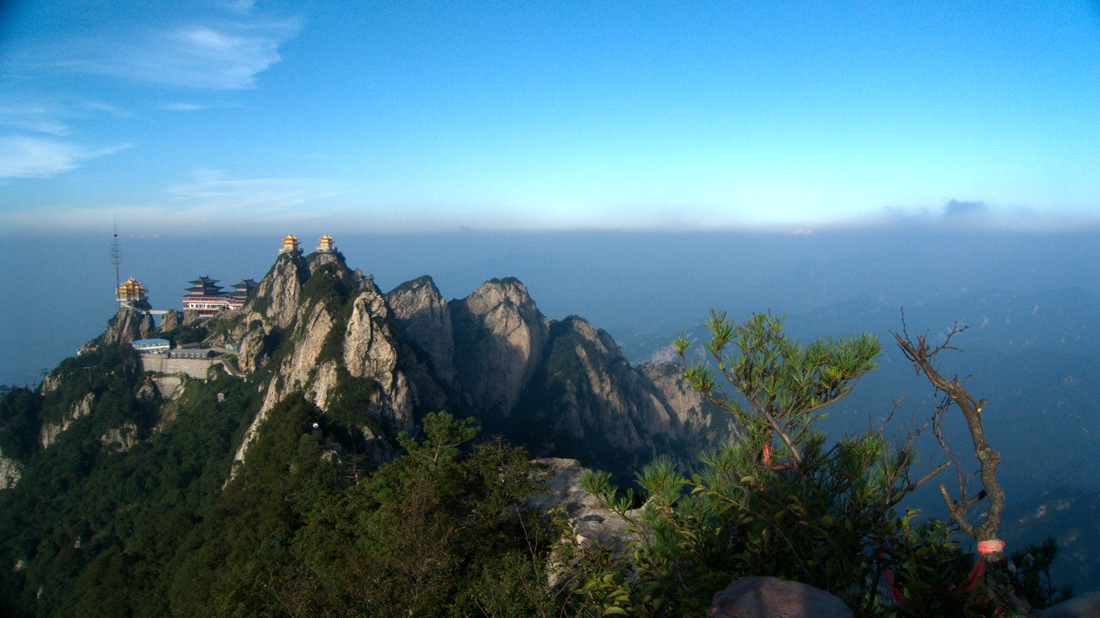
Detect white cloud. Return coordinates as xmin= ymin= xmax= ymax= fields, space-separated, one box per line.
xmin=221 ymin=0 xmax=256 ymax=15
xmin=8 ymin=6 xmax=301 ymax=90
xmin=139 ymin=22 xmax=300 ymax=89
xmin=0 ymin=136 xmax=131 ymax=178
xmin=166 ymin=169 xmax=338 ymax=206
xmin=160 ymin=102 xmax=208 ymax=112
xmin=0 ymin=105 xmax=70 ymax=136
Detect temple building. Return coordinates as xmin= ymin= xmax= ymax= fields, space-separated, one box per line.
xmin=116 ymin=277 xmax=149 ymax=308
xmin=317 ymin=234 xmax=336 ymax=253
xmin=181 ymin=276 xmax=257 ymax=317
xmin=231 ymin=279 xmax=258 ymax=301
xmin=280 ymin=234 xmax=301 ymax=254
xmin=186 ymin=276 xmax=223 ymax=297
xmin=183 ymin=276 xmax=234 ymax=317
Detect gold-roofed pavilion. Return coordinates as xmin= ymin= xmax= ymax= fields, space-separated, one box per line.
xmin=116 ymin=277 xmax=148 ymax=302
xmin=318 ymin=234 xmax=335 ymax=252
xmin=280 ymin=234 xmax=301 ymax=253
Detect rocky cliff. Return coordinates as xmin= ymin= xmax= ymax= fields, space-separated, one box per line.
xmin=450 ymin=277 xmax=551 ymax=416
xmin=386 ymin=277 xmax=732 ymax=477
xmin=231 ymin=252 xmax=414 ymax=467
xmin=49 ymin=250 xmax=730 ymax=482
xmin=80 ymin=304 xmax=154 ymax=353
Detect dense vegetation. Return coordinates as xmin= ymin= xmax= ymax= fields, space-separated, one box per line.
xmin=560 ymin=312 xmax=1072 ymax=616
xmin=0 ymin=368 xmax=560 ymax=616
xmin=0 ymin=310 xmax=1074 ymax=616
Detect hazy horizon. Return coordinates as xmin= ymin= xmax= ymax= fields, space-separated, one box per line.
xmin=3 ymin=224 xmax=1097 ymax=386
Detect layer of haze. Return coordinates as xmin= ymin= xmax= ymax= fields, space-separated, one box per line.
xmin=2 ymin=224 xmax=1097 ymax=387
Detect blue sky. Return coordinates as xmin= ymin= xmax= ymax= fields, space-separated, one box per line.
xmin=2 ymin=1 xmax=1099 ymax=234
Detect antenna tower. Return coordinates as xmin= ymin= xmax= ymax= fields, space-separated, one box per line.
xmin=111 ymin=219 xmax=122 ymax=307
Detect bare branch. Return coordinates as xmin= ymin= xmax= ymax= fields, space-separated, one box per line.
xmin=895 ymin=326 xmax=1005 ymax=541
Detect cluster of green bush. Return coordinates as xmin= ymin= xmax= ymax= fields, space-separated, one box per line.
xmin=0 ymin=312 xmax=1073 ymax=617
xmin=557 ymin=311 xmax=1071 ymax=617
xmin=0 ymin=375 xmax=565 ymax=617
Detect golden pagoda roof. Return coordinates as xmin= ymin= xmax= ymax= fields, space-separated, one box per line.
xmin=319 ymin=234 xmax=333 ymax=242
xmin=280 ymin=234 xmax=302 ymax=252
xmin=117 ymin=277 xmax=148 ymax=298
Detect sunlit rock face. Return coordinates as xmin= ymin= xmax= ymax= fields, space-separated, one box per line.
xmin=0 ymin=454 xmax=22 ymax=490
xmin=341 ymin=281 xmax=415 ymax=437
xmin=232 ymin=257 xmax=414 ymax=472
xmin=450 ymin=277 xmax=550 ymax=416
xmin=250 ymin=252 xmax=309 ymax=330
xmin=82 ymin=305 xmax=154 ymax=353
xmin=157 ymin=309 xmax=181 ymax=333
xmin=40 ymin=392 xmax=94 ymax=450
xmin=380 ymin=274 xmax=734 ymax=478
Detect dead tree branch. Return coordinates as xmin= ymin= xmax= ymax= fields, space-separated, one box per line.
xmin=893 ymin=313 xmax=1031 ymax=614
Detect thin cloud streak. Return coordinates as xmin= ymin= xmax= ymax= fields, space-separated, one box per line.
xmin=7 ymin=10 xmax=301 ymax=90
xmin=0 ymin=105 xmax=70 ymax=136
xmin=0 ymin=136 xmax=132 ymax=178
xmin=160 ymin=103 xmax=208 ymax=112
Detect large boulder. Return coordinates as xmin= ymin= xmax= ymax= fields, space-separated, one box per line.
xmin=708 ymin=576 xmax=853 ymax=618
xmin=528 ymin=457 xmax=639 ymax=558
xmin=1032 ymin=589 xmax=1100 ymax=618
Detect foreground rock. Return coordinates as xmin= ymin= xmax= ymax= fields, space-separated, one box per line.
xmin=708 ymin=576 xmax=853 ymax=618
xmin=1032 ymin=589 xmax=1100 ymax=618
xmin=528 ymin=457 xmax=639 ymax=559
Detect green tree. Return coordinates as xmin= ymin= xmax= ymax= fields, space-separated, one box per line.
xmin=291 ymin=411 xmax=561 ymax=616
xmin=677 ymin=310 xmax=881 ymax=467
xmin=0 ymin=386 xmax=41 ymax=461
xmin=567 ymin=312 xmax=960 ymax=617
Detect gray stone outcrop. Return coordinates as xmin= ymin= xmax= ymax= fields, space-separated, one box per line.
xmin=307 ymin=251 xmax=362 ymax=289
xmin=233 ymin=273 xmax=415 ymax=471
xmin=528 ymin=458 xmax=641 ymax=588
xmin=1032 ymin=589 xmax=1100 ymax=618
xmin=708 ymin=576 xmax=853 ymax=618
xmin=386 ymin=275 xmax=456 ymax=385
xmin=100 ymin=422 xmax=139 ymax=452
xmin=0 ymin=454 xmax=22 ymax=490
xmin=157 ymin=309 xmax=181 ymax=333
xmin=509 ymin=315 xmax=735 ymax=472
xmin=451 ymin=278 xmax=550 ymax=415
xmin=40 ymin=392 xmax=94 ymax=449
xmin=82 ymin=306 xmax=154 ymax=353
xmin=251 ymin=252 xmax=308 ymax=329
xmin=529 ymin=457 xmax=640 ymax=557
xmin=342 ymin=281 xmax=415 ymax=436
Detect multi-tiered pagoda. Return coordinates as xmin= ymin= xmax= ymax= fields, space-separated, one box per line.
xmin=181 ymin=276 xmax=258 ymax=317
xmin=116 ymin=277 xmax=150 ymax=310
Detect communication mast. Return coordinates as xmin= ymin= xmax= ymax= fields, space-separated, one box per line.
xmin=111 ymin=219 xmax=122 ymax=307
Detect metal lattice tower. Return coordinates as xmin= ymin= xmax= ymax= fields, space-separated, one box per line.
xmin=111 ymin=219 xmax=122 ymax=307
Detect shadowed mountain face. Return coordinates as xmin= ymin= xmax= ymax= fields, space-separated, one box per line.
xmin=385 ymin=276 xmax=734 ymax=479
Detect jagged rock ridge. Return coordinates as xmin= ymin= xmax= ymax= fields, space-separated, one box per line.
xmin=57 ymin=249 xmax=731 ymax=483
xmin=386 ymin=277 xmax=733 ymax=477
